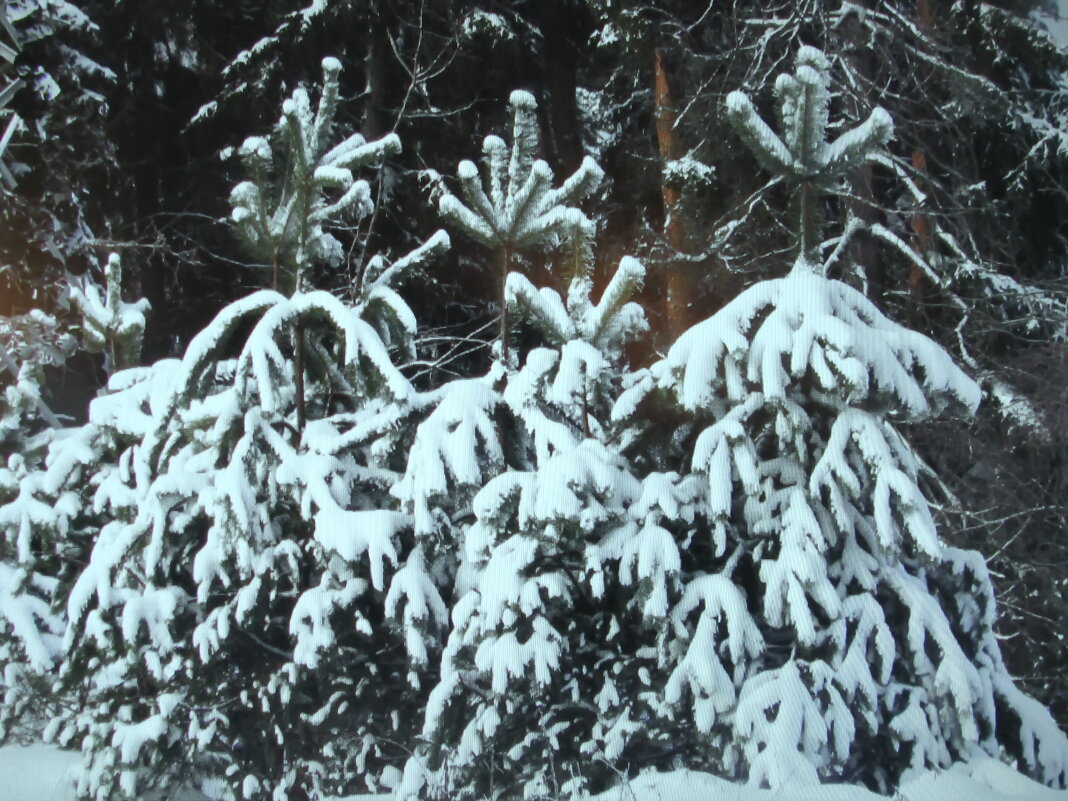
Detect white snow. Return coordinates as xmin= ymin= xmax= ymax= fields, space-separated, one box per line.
xmin=437 ymin=91 xmax=603 ymax=255
xmin=587 ymin=762 xmax=1068 ymax=801
xmin=0 ymin=744 xmax=81 ymax=801
xmin=8 ymin=745 xmax=1051 ymax=801
xmin=460 ymin=10 xmax=514 ymax=42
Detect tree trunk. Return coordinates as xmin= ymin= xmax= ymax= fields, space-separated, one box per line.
xmin=909 ymin=0 xmax=935 ymax=310
xmin=909 ymin=147 xmax=932 ymax=302
xmin=499 ymin=245 xmax=512 ymax=367
xmin=842 ymin=0 xmax=885 ymax=295
xmin=363 ymin=5 xmax=393 ymax=139
xmin=530 ymin=0 xmax=583 ymax=175
xmin=654 ymin=48 xmax=689 ymax=342
xmin=294 ymin=319 xmax=306 ymax=433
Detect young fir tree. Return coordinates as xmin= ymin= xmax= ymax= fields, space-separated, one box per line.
xmin=614 ymin=46 xmax=1068 ymax=792
xmin=68 ymin=253 xmax=150 ymax=372
xmin=0 ymin=309 xmax=72 ymax=740
xmin=383 ymin=92 xmax=613 ymax=708
xmin=0 ymin=253 xmax=146 ymax=740
xmin=398 ymin=216 xmax=676 ymax=799
xmin=0 ymin=58 xmax=447 ymax=801
xmin=0 ymin=0 xmax=116 ymax=308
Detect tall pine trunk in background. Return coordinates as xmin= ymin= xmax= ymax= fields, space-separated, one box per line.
xmin=909 ymin=0 xmax=935 ymax=312
xmin=842 ymin=0 xmax=886 ymax=295
xmin=363 ymin=3 xmax=394 ymax=139
xmin=655 ymin=48 xmax=691 ymax=342
xmin=530 ymin=0 xmax=584 ymax=176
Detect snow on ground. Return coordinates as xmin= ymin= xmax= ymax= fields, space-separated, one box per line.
xmin=587 ymin=762 xmax=1068 ymax=801
xmin=3 ymin=744 xmax=1068 ymax=801
xmin=0 ymin=744 xmax=80 ymax=801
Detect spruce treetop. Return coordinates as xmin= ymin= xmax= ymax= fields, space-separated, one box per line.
xmin=438 ymin=90 xmax=605 ymax=254
xmin=69 ymin=253 xmax=150 ymax=372
xmin=726 ymin=46 xmax=892 ymax=263
xmin=505 ymin=231 xmax=647 ymax=359
xmin=436 ymin=90 xmax=608 ymax=365
xmin=503 ymin=222 xmax=647 ymax=456
xmin=228 ymin=56 xmax=401 ymax=294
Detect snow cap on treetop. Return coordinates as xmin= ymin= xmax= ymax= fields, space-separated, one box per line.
xmin=509 ymin=89 xmax=537 ymax=109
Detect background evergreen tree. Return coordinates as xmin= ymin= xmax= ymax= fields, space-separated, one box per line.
xmin=0 ymin=250 xmax=147 ymax=743
xmin=0 ymin=0 xmax=114 ymax=314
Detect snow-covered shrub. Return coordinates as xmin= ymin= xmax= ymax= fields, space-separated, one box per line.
xmin=0 ymin=260 xmax=142 ymax=741
xmin=400 ymin=226 xmax=660 ymax=800
xmin=24 ymin=58 xmax=447 ymax=801
xmin=613 ymin=46 xmax=1068 ymax=792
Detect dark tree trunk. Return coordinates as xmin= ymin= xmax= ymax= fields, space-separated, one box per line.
xmin=363 ymin=5 xmax=394 ymax=139
xmin=529 ymin=0 xmax=584 ymax=175
xmin=841 ymin=2 xmax=886 ymax=296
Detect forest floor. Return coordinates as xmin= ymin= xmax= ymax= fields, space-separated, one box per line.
xmin=2 ymin=743 xmax=1068 ymax=801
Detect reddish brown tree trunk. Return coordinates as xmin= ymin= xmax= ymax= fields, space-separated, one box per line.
xmin=917 ymin=0 xmax=934 ymax=30
xmin=842 ymin=1 xmax=886 ymax=294
xmin=654 ymin=49 xmax=689 ymax=342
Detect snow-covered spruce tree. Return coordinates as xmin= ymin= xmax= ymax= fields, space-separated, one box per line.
xmin=398 ymin=223 xmax=693 ymax=800
xmin=435 ymin=89 xmax=603 ymax=365
xmin=380 ymin=95 xmax=615 ymax=714
xmin=38 ymin=58 xmax=447 ymax=801
xmin=0 ymin=312 xmax=73 ymax=740
xmin=0 ymin=310 xmax=69 ymax=444
xmin=0 ymin=253 xmax=149 ymax=740
xmin=0 ymin=360 xmax=155 ymax=745
xmin=614 ymin=46 xmax=1068 ymax=792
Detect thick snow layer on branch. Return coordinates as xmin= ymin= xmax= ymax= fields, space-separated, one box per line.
xmin=647 ymin=261 xmax=980 ymax=419
xmin=662 ymin=575 xmax=763 ymax=731
xmin=0 ymin=562 xmax=62 ymax=669
xmin=392 ymin=378 xmax=503 ymax=537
